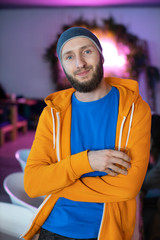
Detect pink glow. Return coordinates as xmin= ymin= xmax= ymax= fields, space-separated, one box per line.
xmin=100 ymin=38 xmax=130 ymax=77
xmin=0 ymin=0 xmax=160 ymax=6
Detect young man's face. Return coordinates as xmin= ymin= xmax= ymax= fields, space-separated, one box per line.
xmin=61 ymin=37 xmax=104 ymax=93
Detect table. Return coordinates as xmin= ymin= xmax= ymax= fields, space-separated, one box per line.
xmin=0 ymin=98 xmax=37 ymax=140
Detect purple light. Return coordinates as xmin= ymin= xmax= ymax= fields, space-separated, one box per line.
xmin=0 ymin=0 xmax=160 ymax=6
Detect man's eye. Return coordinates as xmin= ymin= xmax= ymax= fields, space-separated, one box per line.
xmin=84 ymin=50 xmax=91 ymax=54
xmin=67 ymin=55 xmax=73 ymax=60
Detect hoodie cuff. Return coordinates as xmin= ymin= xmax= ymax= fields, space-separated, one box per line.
xmin=70 ymin=150 xmax=94 ymax=178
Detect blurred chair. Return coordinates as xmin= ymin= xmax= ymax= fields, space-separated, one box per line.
xmin=0 ymin=123 xmax=15 ymax=147
xmin=16 ymin=117 xmax=28 ymax=134
xmin=0 ymin=105 xmax=15 ymax=146
xmin=15 ymin=149 xmax=30 ymax=171
xmin=3 ymin=172 xmax=45 ymax=212
xmin=0 ymin=99 xmax=28 ymax=146
xmin=0 ymin=202 xmax=34 ymax=239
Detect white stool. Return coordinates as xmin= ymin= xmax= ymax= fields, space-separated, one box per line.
xmin=3 ymin=172 xmax=45 ymax=212
xmin=15 ymin=149 xmax=30 ymax=171
xmin=0 ymin=202 xmax=34 ymax=238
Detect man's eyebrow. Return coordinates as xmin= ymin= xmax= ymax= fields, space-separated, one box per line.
xmin=80 ymin=44 xmax=95 ymax=50
xmin=62 ymin=50 xmax=73 ymax=58
xmin=62 ymin=44 xmax=95 ymax=58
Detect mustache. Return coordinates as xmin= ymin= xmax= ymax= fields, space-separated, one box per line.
xmin=74 ymin=66 xmax=92 ymax=75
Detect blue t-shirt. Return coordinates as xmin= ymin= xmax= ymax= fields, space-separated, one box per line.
xmin=42 ymin=87 xmax=119 ymax=238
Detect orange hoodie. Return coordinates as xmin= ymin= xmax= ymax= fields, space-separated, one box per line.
xmin=22 ymin=77 xmax=151 ymax=240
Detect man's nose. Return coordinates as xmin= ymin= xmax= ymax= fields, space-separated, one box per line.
xmin=75 ymin=55 xmax=86 ymax=68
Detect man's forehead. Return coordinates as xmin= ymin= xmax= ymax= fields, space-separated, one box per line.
xmin=61 ymin=37 xmax=96 ymax=55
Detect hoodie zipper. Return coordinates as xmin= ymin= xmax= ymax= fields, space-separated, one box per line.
xmin=97 ymin=103 xmax=135 ymax=239
xmin=20 ymin=194 xmax=52 ymax=239
xmin=97 ymin=203 xmax=106 ymax=240
xmin=97 ymin=114 xmax=127 ymax=240
xmin=21 ymin=110 xmax=61 ymax=239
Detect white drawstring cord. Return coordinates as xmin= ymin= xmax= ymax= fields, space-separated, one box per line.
xmin=51 ymin=108 xmax=55 ymax=149
xmin=56 ymin=112 xmax=61 ymax=162
xmin=118 ymin=116 xmax=126 ymax=150
xmin=125 ymin=103 xmax=135 ymax=148
xmin=118 ymin=103 xmax=135 ymax=150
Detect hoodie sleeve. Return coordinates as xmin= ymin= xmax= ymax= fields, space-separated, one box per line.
xmin=24 ymin=106 xmax=93 ymax=198
xmin=54 ymin=98 xmax=151 ymax=202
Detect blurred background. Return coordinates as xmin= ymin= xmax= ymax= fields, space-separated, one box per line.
xmin=0 ymin=0 xmax=160 ymax=239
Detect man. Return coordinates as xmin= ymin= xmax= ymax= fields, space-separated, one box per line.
xmin=22 ymin=27 xmax=151 ymax=240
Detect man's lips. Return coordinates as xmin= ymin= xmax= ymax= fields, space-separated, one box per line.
xmin=76 ymin=69 xmax=90 ymax=77
xmin=75 ymin=67 xmax=92 ymax=77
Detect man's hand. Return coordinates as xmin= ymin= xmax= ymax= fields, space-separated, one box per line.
xmin=88 ymin=149 xmax=131 ymax=176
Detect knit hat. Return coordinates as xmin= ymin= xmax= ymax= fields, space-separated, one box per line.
xmin=56 ymin=27 xmax=103 ymax=62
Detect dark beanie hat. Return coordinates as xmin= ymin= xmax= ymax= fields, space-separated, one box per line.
xmin=56 ymin=27 xmax=103 ymax=62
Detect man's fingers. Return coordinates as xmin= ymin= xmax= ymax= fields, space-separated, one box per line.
xmin=111 ymin=158 xmax=131 ymax=170
xmin=105 ymin=169 xmax=118 ymax=177
xmin=105 ymin=164 xmax=128 ymax=176
xmin=109 ymin=164 xmax=128 ymax=175
xmin=107 ymin=149 xmax=131 ymax=162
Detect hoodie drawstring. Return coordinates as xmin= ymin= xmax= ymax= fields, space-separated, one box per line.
xmin=51 ymin=108 xmax=55 ymax=149
xmin=56 ymin=112 xmax=61 ymax=162
xmin=125 ymin=103 xmax=135 ymax=148
xmin=118 ymin=103 xmax=135 ymax=150
xmin=51 ymin=109 xmax=61 ymax=162
xmin=118 ymin=116 xmax=126 ymax=151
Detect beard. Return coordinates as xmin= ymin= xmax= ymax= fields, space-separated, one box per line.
xmin=64 ymin=58 xmax=104 ymax=93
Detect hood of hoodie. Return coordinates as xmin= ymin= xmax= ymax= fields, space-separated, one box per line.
xmin=45 ymin=77 xmax=139 ymax=116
